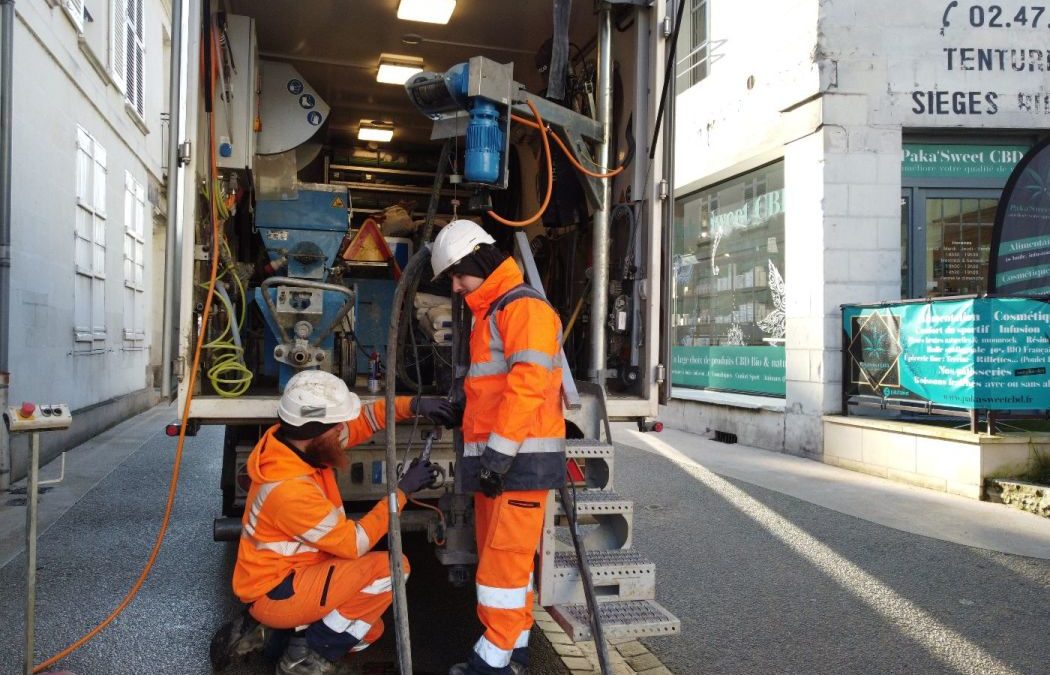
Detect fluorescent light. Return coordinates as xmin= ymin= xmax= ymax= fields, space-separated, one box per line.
xmin=397 ymin=0 xmax=456 ymax=24
xmin=358 ymin=122 xmax=394 ymax=143
xmin=377 ymin=54 xmax=424 ymax=84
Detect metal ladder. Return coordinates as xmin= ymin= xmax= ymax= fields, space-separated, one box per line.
xmin=537 ymin=382 xmax=680 ymax=641
xmin=513 ymin=232 xmax=680 ymax=642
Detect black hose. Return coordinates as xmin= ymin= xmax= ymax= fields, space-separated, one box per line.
xmin=560 ymin=485 xmax=611 ymax=674
xmin=649 ymin=0 xmax=686 ymax=160
xmin=395 ymin=138 xmax=454 ymax=393
xmin=386 ymin=248 xmax=433 ymax=675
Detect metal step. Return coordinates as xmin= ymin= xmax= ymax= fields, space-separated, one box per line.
xmin=546 ymin=549 xmax=656 ymax=605
xmin=565 ymin=439 xmax=614 ymax=458
xmin=555 ymin=489 xmax=633 ymax=517
xmin=565 ymin=439 xmax=615 ymax=490
xmin=548 ymin=599 xmax=681 ymax=641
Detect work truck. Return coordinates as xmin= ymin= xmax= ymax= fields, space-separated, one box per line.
xmin=166 ymin=0 xmax=680 ymax=643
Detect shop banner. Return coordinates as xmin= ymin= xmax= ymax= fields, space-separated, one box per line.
xmin=671 ymin=345 xmax=786 ymax=397
xmin=989 ymin=138 xmax=1050 ymax=295
xmin=843 ymin=298 xmax=1050 ymax=410
xmin=902 ymin=143 xmax=1028 ymax=180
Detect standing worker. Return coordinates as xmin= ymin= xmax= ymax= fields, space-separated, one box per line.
xmin=431 ymin=220 xmax=567 ymax=675
xmin=210 ymin=370 xmax=453 ymax=675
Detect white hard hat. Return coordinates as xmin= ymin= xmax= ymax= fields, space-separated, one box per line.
xmin=430 ymin=219 xmax=496 ymax=280
xmin=277 ymin=370 xmax=361 ymax=427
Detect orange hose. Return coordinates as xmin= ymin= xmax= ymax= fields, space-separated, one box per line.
xmin=33 ymin=25 xmax=224 ymax=674
xmin=408 ymin=497 xmax=446 ymax=546
xmin=510 ymin=113 xmax=625 ymax=179
xmin=486 ymin=99 xmax=553 ymax=228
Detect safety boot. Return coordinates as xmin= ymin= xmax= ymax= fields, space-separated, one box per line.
xmin=210 ymin=609 xmax=269 ymax=670
xmin=276 ymin=636 xmax=351 ymax=675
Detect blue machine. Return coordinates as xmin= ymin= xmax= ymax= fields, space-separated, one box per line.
xmin=254 ymin=184 xmax=355 ymax=389
xmin=404 ymin=58 xmax=512 ymax=187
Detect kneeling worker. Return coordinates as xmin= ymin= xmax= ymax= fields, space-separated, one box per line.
xmin=210 ymin=370 xmax=453 ymax=675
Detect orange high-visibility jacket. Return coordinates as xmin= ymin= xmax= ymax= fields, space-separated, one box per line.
xmin=461 ymin=258 xmax=566 ymax=491
xmin=232 ymin=397 xmax=414 ymax=603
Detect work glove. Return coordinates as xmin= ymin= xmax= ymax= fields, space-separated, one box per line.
xmin=412 ymin=396 xmax=457 ymax=427
xmin=399 ymin=459 xmax=440 ymax=495
xmin=478 ymin=449 xmax=506 ymax=498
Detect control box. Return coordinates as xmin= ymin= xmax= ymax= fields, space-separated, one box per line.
xmin=5 ymin=402 xmax=73 ymax=432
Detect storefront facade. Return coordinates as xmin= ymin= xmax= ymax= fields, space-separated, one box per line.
xmin=666 ymin=0 xmax=1050 ymax=456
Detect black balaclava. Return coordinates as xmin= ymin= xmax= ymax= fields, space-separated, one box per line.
xmin=278 ymin=421 xmax=336 ymax=441
xmin=449 ymin=243 xmax=508 ymax=280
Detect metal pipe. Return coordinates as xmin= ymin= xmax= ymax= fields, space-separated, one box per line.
xmin=161 ymin=0 xmax=185 ymax=400
xmin=590 ymin=4 xmax=613 ymax=385
xmin=658 ymin=0 xmax=679 ymax=405
xmin=24 ymin=433 xmax=39 ymax=675
xmin=0 ymin=0 xmax=14 ymax=490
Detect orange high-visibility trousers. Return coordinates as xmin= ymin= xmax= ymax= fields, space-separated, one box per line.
xmin=249 ymin=551 xmax=409 ymax=658
xmin=472 ymin=490 xmax=548 ymax=669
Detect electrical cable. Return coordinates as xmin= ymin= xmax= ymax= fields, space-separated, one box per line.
xmin=486 ymin=99 xmax=553 ymax=228
xmin=33 ymin=20 xmax=225 ymax=672
xmin=203 ymin=283 xmax=252 ymax=397
xmin=510 ymin=112 xmax=625 ymax=179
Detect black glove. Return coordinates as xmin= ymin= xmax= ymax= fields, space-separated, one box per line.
xmin=412 ymin=397 xmax=457 ymax=427
xmin=479 ymin=467 xmax=504 ymax=498
xmin=399 ymin=459 xmax=439 ymax=495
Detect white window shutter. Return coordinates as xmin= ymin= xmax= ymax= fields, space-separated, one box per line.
xmin=111 ymin=0 xmax=128 ymax=94
xmin=64 ymin=0 xmax=85 ymax=32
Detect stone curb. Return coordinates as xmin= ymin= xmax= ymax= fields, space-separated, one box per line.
xmin=533 ymin=606 xmax=675 ymax=675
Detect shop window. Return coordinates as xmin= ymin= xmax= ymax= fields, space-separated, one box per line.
xmin=671 ymin=161 xmax=786 ymax=397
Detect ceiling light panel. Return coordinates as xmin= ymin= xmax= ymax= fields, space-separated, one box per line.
xmin=397 ymin=0 xmax=456 ymax=24
xmin=377 ymin=55 xmax=425 ymax=84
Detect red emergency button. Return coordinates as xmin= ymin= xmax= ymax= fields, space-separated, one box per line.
xmin=19 ymin=402 xmax=35 ymax=419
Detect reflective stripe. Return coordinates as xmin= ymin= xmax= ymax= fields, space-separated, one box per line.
xmin=361 ymin=576 xmax=394 ymax=595
xmin=464 ymin=437 xmax=565 ymax=457
xmin=487 ymin=316 xmax=504 ymax=359
xmin=467 ymin=360 xmax=509 ymax=377
xmin=474 ymin=635 xmax=512 ymax=668
xmin=255 ymin=539 xmax=318 ymax=556
xmin=362 ymin=404 xmax=380 ymax=433
xmin=348 ymin=619 xmax=372 ymax=640
xmin=244 ymin=482 xmax=280 ymax=537
xmin=321 ymin=612 xmax=373 ymax=641
xmin=506 ymin=349 xmax=555 ymax=370
xmin=350 ymin=641 xmax=371 ymax=653
xmin=355 ymin=523 xmax=371 ymax=557
xmin=300 ymin=507 xmax=342 ymax=543
xmin=476 ymin=582 xmax=529 ymax=610
xmin=321 ymin=610 xmax=353 ymax=633
xmin=514 ymin=628 xmax=531 ymax=649
xmin=487 ymin=432 xmax=521 ymax=456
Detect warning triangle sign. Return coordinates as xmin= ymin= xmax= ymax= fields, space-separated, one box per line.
xmin=331 ymin=196 xmax=345 ymax=208
xmin=340 ymin=218 xmax=402 ymax=280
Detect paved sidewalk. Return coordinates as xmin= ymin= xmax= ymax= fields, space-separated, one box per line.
xmin=612 ymin=424 xmax=1050 ymax=559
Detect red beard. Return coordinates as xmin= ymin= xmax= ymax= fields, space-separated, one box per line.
xmin=304 ymin=433 xmax=348 ymax=470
